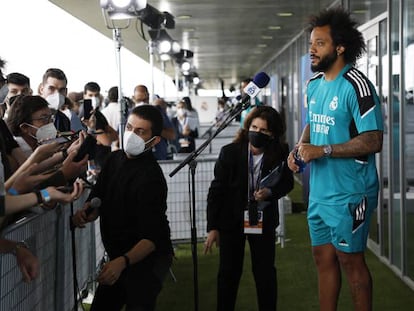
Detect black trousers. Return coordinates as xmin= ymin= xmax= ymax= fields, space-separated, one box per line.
xmin=217 ymin=230 xmax=277 ymax=311
xmin=90 ymin=255 xmax=171 ymax=311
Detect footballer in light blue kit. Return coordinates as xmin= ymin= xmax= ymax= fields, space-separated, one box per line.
xmin=287 ymin=7 xmax=384 ymax=311
xmin=305 ymin=64 xmax=383 ymax=252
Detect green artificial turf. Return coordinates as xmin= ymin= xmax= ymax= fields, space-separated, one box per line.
xmin=156 ymin=213 xmax=414 ymax=310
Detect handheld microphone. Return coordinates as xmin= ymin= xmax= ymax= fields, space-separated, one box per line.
xmin=85 ymin=197 xmax=101 ymax=216
xmin=238 ymin=72 xmax=270 ymax=109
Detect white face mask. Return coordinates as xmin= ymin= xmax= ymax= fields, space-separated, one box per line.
xmin=91 ymin=96 xmax=100 ymax=109
xmin=176 ymin=108 xmax=187 ymax=117
xmin=123 ymin=131 xmax=155 ymax=157
xmin=46 ymin=92 xmax=65 ymax=110
xmin=27 ymin=122 xmax=58 ymax=142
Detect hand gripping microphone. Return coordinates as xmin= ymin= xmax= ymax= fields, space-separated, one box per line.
xmin=85 ymin=197 xmax=102 ymax=216
xmin=239 ymin=72 xmax=271 ymax=109
xmin=70 ymin=197 xmax=101 ymax=230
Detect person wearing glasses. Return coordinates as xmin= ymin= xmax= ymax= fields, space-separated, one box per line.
xmin=6 ymin=95 xmax=87 ymax=189
xmin=7 ymin=95 xmax=59 ymax=157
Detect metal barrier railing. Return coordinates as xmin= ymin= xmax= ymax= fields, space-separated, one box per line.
xmin=0 ymin=190 xmax=100 ymax=311
xmin=160 ymin=155 xmax=217 ymax=241
xmin=0 ymin=153 xmax=289 ymax=310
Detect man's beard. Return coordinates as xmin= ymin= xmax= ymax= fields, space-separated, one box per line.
xmin=311 ymin=50 xmax=338 ymax=72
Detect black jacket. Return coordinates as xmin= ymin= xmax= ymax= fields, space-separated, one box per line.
xmin=207 ymin=141 xmax=294 ymax=233
xmin=89 ymin=150 xmax=173 ymax=261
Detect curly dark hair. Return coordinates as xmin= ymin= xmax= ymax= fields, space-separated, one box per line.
xmin=308 ymin=6 xmax=366 ymax=65
xmin=7 ymin=95 xmax=49 ymax=136
xmin=234 ymin=105 xmax=286 ymax=145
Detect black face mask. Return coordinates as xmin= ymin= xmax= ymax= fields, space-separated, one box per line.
xmin=248 ymin=131 xmax=271 ymax=148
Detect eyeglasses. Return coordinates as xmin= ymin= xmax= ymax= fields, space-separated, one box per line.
xmin=31 ymin=114 xmax=55 ymax=124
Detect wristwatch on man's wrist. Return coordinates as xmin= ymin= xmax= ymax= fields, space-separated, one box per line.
xmin=11 ymin=241 xmax=29 ymax=256
xmin=323 ymin=144 xmax=333 ymax=157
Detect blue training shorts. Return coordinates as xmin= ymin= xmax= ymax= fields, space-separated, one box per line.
xmin=307 ymin=195 xmax=377 ymax=253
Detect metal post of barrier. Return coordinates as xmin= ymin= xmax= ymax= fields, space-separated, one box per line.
xmin=277 ymin=197 xmax=286 ymax=248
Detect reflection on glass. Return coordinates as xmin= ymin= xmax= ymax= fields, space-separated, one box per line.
xmin=391 ymin=0 xmax=401 ymax=269
xmin=379 ymin=19 xmax=389 ymax=259
xmin=404 ymin=0 xmax=414 ymax=280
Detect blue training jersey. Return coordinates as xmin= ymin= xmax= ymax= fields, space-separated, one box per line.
xmin=305 ymin=64 xmax=383 ymax=204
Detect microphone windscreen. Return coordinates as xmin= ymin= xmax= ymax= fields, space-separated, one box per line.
xmin=253 ymin=72 xmax=270 ymax=88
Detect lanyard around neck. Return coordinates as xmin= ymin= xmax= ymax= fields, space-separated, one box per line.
xmin=248 ymin=150 xmax=263 ymax=201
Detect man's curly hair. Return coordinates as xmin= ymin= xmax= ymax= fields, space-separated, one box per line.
xmin=308 ymin=6 xmax=366 ymax=65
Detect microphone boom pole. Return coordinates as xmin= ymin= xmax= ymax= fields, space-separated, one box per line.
xmin=168 ymin=102 xmax=246 ymax=311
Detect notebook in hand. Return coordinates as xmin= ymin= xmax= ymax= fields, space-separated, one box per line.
xmin=259 ymin=161 xmax=285 ymax=188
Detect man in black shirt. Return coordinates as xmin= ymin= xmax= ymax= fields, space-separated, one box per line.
xmin=73 ymin=105 xmax=173 ymax=311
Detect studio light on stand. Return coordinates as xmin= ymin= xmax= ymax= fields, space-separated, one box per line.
xmin=172 ymin=49 xmax=194 ymax=95
xmin=146 ymin=28 xmax=180 ymax=99
xmin=100 ymin=0 xmax=147 ymax=149
xmin=133 ymin=4 xmax=175 ymax=100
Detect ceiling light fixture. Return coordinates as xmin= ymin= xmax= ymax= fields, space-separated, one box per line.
xmin=268 ymin=25 xmax=282 ymax=30
xmin=277 ymin=12 xmax=293 ymax=17
xmin=177 ymin=15 xmax=192 ymax=20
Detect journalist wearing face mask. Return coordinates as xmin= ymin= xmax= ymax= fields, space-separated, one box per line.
xmin=204 ymin=106 xmax=294 ymax=311
xmin=6 ymin=95 xmax=59 ymax=157
xmin=72 ymin=105 xmax=174 ymax=311
xmin=5 ymin=94 xmax=88 ymax=191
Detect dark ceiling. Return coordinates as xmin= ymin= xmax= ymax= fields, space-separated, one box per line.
xmin=50 ymin=0 xmax=370 ymax=90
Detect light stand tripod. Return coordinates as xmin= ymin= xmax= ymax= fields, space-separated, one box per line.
xmin=100 ymin=6 xmax=132 ymax=150
xmin=112 ymin=28 xmax=127 ymax=149
xmin=169 ymin=101 xmax=251 ymax=311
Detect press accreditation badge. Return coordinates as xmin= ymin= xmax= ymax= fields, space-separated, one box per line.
xmin=244 ymin=210 xmax=263 ymax=234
